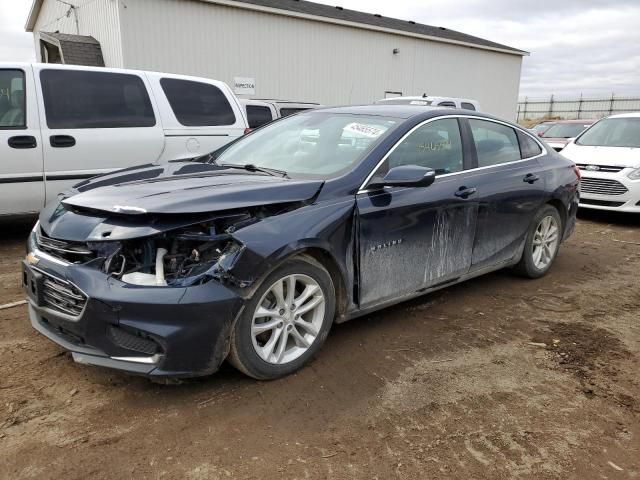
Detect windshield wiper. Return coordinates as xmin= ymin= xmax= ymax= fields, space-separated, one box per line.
xmin=220 ymin=163 xmax=289 ymax=178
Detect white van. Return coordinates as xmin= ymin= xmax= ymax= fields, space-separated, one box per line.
xmin=0 ymin=63 xmax=248 ymax=216
xmin=240 ymin=99 xmax=321 ymax=129
xmin=375 ymin=95 xmax=481 ymax=111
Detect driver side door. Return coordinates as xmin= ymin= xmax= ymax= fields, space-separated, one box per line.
xmin=356 ymin=118 xmax=479 ymax=309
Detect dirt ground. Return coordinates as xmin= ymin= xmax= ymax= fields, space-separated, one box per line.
xmin=0 ymin=210 xmax=639 ymax=479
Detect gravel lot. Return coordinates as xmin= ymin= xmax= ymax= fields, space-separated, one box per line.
xmin=1 ymin=211 xmax=639 ymax=479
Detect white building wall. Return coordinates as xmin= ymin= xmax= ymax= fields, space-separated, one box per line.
xmin=33 ymin=0 xmax=124 ymax=67
xmin=118 ymin=0 xmax=523 ymax=119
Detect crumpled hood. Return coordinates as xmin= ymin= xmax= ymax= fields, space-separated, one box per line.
xmin=62 ymin=162 xmax=324 ymax=215
xmin=561 ymin=143 xmax=640 ymax=168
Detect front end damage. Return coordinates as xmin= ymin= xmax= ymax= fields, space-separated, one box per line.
xmin=24 ymin=201 xmax=304 ymax=377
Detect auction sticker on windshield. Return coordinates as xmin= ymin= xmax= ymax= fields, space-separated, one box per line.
xmin=344 ymin=123 xmax=387 ymax=138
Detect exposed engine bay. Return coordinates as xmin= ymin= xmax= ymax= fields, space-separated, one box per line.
xmin=34 ymin=208 xmax=275 ymax=288
xmin=104 ymin=213 xmax=251 ymax=287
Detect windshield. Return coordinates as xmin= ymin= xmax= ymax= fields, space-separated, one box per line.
xmin=576 ymin=118 xmax=640 ymax=148
xmin=542 ymin=123 xmax=590 ymax=138
xmin=216 ymin=112 xmax=399 ymax=178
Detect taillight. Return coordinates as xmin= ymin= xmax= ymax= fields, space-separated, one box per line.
xmin=572 ymin=164 xmax=581 ymax=179
xmin=244 ymin=128 xmax=252 ymax=135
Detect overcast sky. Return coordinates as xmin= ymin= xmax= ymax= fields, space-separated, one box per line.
xmin=1 ymin=0 xmax=639 ymax=99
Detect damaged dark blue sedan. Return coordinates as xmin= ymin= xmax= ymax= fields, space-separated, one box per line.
xmin=23 ymin=106 xmax=579 ymax=379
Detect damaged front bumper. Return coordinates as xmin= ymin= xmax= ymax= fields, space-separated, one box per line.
xmin=23 ymin=248 xmax=244 ymax=378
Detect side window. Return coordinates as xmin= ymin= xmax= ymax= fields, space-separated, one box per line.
xmin=246 ymin=105 xmax=273 ymax=128
xmin=40 ymin=69 xmax=155 ymax=129
xmin=438 ymin=101 xmax=456 ymax=108
xmin=461 ymin=102 xmax=476 ymax=111
xmin=385 ymin=119 xmax=463 ymax=175
xmin=160 ymin=78 xmax=236 ymax=126
xmin=517 ymin=130 xmax=542 ymax=158
xmin=0 ymin=69 xmax=26 ymax=128
xmin=280 ymin=107 xmax=310 ymax=117
xmin=469 ymin=119 xmax=521 ymax=167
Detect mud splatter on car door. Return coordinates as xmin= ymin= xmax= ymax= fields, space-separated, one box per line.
xmin=356 ymin=176 xmax=478 ymax=308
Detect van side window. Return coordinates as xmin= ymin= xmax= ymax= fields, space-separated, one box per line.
xmin=461 ymin=102 xmax=476 ymax=111
xmin=0 ymin=70 xmax=26 ymax=129
xmin=517 ymin=130 xmax=543 ymax=158
xmin=161 ymin=78 xmax=236 ymax=126
xmin=469 ymin=119 xmax=521 ymax=167
xmin=438 ymin=101 xmax=456 ymax=108
xmin=40 ymin=70 xmax=155 ymax=129
xmin=246 ymin=105 xmax=273 ymax=128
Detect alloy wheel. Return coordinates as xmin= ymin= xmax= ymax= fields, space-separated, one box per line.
xmin=251 ymin=274 xmax=326 ymax=364
xmin=532 ymin=215 xmax=560 ymax=270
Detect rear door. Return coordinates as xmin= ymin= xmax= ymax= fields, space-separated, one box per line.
xmin=0 ymin=66 xmax=45 ymax=215
xmin=356 ymin=118 xmax=479 ymax=308
xmin=34 ymin=66 xmax=165 ymax=204
xmin=149 ymin=74 xmax=247 ymax=160
xmin=463 ymin=118 xmax=547 ymax=271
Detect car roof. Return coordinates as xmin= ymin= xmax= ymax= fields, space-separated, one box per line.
xmin=312 ymin=104 xmax=501 ymax=121
xmin=253 ymin=99 xmax=320 ymax=105
xmin=551 ymin=119 xmax=597 ymax=124
xmin=377 ymin=95 xmax=479 ymax=104
xmin=608 ymin=112 xmax=640 ymax=119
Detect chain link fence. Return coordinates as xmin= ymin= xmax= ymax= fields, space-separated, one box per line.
xmin=517 ymin=94 xmax=640 ymax=122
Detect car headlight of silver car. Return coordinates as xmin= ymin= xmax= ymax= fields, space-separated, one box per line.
xmin=628 ymin=167 xmax=640 ymax=180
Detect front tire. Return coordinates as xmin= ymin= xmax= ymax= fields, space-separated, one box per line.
xmin=228 ymin=256 xmax=335 ymax=379
xmin=514 ymin=205 xmax=563 ymax=279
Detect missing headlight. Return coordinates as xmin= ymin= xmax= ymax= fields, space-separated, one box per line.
xmin=106 ymin=218 xmax=247 ymax=287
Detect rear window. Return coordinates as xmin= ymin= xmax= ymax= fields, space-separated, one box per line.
xmin=517 ymin=130 xmax=543 ymax=158
xmin=40 ymin=69 xmax=155 ymax=129
xmin=0 ymin=69 xmax=26 ymax=128
xmin=246 ymin=105 xmax=273 ymax=128
xmin=461 ymin=102 xmax=476 ymax=111
xmin=160 ymin=78 xmax=235 ymax=126
xmin=280 ymin=107 xmax=311 ymax=117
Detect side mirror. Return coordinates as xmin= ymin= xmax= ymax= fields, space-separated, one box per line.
xmin=368 ymin=165 xmax=436 ymax=189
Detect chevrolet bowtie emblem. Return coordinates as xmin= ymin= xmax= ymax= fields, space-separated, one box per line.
xmin=26 ymin=252 xmax=40 ymax=266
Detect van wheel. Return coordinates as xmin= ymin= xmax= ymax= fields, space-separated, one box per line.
xmin=514 ymin=205 xmax=562 ymax=279
xmin=228 ymin=256 xmax=335 ymax=379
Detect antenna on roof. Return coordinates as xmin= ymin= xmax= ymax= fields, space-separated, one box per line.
xmin=422 ymin=93 xmax=428 ymax=98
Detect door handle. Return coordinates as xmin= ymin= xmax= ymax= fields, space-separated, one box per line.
xmin=50 ymin=135 xmax=76 ymax=148
xmin=8 ymin=135 xmax=37 ymax=149
xmin=454 ymin=186 xmax=477 ymax=198
xmin=523 ymin=173 xmax=540 ymax=184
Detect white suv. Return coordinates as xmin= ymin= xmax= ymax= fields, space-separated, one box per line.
xmin=561 ymin=113 xmax=640 ymax=213
xmin=0 ymin=63 xmax=248 ymax=216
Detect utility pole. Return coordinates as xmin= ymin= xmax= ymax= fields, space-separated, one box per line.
xmin=57 ymin=0 xmax=79 ymax=34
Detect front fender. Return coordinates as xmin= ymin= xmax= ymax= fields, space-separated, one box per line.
xmin=227 ymin=198 xmax=356 ymax=300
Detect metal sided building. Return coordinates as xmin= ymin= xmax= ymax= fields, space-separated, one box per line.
xmin=25 ymin=0 xmax=528 ymax=118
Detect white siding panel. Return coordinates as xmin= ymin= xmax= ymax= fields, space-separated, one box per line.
xmin=33 ymin=0 xmax=123 ymax=67
xmin=119 ymin=0 xmax=522 ymax=118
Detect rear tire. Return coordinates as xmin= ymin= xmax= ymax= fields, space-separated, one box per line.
xmin=513 ymin=205 xmax=563 ymax=279
xmin=228 ymin=256 xmax=335 ymax=379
